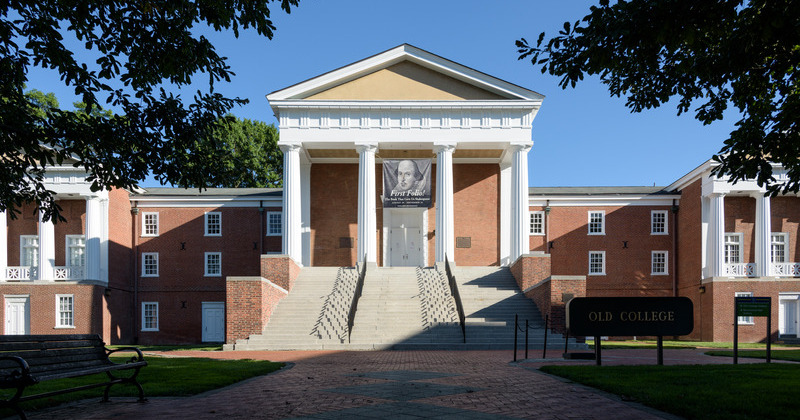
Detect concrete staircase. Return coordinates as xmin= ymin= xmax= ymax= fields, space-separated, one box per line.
xmin=229 ymin=265 xmax=585 ymax=351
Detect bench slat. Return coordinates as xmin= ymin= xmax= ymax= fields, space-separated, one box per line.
xmin=0 ymin=339 xmax=102 ymax=352
xmin=36 ymin=361 xmax=147 ymax=382
xmin=0 ymin=334 xmax=101 ymax=343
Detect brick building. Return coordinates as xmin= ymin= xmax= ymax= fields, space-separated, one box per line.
xmin=2 ymin=45 xmax=798 ymax=344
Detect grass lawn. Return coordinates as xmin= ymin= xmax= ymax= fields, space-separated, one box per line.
xmin=541 ymin=363 xmax=800 ymax=420
xmin=0 ymin=355 xmax=283 ymax=417
xmin=705 ymin=349 xmax=800 ymax=362
xmin=592 ymin=340 xmax=794 ymax=350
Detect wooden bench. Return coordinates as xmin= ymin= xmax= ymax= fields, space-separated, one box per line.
xmin=0 ymin=334 xmax=147 ymax=419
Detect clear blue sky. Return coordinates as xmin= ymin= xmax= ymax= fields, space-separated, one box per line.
xmin=26 ymin=0 xmax=737 ymax=188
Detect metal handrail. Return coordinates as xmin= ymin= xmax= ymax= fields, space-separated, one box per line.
xmin=347 ymin=255 xmax=368 ymax=343
xmin=444 ymin=254 xmax=466 ymax=343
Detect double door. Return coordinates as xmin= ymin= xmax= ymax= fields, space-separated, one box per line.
xmin=389 ymin=210 xmax=423 ymax=267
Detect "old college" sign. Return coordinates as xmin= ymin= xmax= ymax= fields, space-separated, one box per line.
xmin=567 ymin=297 xmax=694 ymax=337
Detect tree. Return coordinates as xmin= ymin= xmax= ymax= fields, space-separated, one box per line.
xmin=517 ymin=0 xmax=800 ymax=195
xmin=199 ymin=116 xmax=282 ymax=188
xmin=1 ymin=0 xmax=297 ymax=221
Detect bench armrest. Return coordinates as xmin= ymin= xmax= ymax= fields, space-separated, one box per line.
xmin=106 ymin=347 xmax=145 ymax=364
xmin=0 ymin=355 xmax=34 ymax=386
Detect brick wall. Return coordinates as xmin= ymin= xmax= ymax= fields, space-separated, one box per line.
xmin=260 ymin=255 xmax=300 ymax=292
xmin=310 ymin=164 xmax=360 ymax=267
xmin=0 ymin=283 xmax=104 ymax=335
xmin=725 ymin=196 xmax=756 ymax=263
xmin=453 ymin=164 xmax=500 ymax=266
xmin=225 ymin=276 xmax=288 ymax=343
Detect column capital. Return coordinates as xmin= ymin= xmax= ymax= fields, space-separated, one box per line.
xmin=354 ymin=142 xmax=378 ymax=154
xmin=749 ymin=190 xmax=769 ymax=199
xmin=509 ymin=142 xmax=533 ymax=153
xmin=433 ymin=142 xmax=457 ymax=154
xmin=278 ymin=142 xmax=303 ymax=153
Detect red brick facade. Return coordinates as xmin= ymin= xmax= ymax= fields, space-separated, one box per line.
xmin=226 ymin=277 xmax=288 ymax=343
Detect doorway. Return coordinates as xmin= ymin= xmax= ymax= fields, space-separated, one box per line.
xmin=5 ymin=296 xmax=30 ymax=335
xmin=780 ymin=295 xmax=799 ymax=338
xmin=202 ymin=302 xmax=225 ymax=342
xmin=385 ymin=209 xmax=426 ymax=267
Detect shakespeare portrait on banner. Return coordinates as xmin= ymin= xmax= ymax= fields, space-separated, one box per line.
xmin=383 ymin=159 xmax=432 ymax=208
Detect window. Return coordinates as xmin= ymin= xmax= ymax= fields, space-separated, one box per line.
xmin=530 ymin=211 xmax=544 ymax=235
xmin=771 ymin=233 xmax=788 ymax=263
xmin=55 ymin=295 xmax=74 ymax=328
xmin=266 ymin=211 xmax=282 ymax=236
xmin=205 ymin=212 xmax=221 ymax=236
xmin=589 ymin=251 xmax=606 ymax=275
xmin=141 ymin=253 xmax=159 ymax=277
xmin=651 ymin=210 xmax=668 ymax=235
xmin=588 ymin=211 xmax=605 ymax=235
xmin=651 ymin=251 xmax=668 ymax=275
xmin=724 ymin=233 xmax=742 ymax=264
xmin=65 ymin=235 xmax=85 ymax=267
xmin=142 ymin=302 xmax=159 ymax=331
xmin=142 ymin=212 xmax=159 ymax=237
xmin=736 ymin=292 xmax=754 ymax=325
xmin=20 ymin=235 xmax=38 ymax=267
xmin=205 ymin=252 xmax=221 ymax=277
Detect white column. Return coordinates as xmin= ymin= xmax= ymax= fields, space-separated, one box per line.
xmin=38 ymin=208 xmax=56 ymax=281
xmin=709 ymin=193 xmax=725 ymax=277
xmin=85 ymin=196 xmax=102 ymax=281
xmin=510 ymin=142 xmax=532 ymax=263
xmin=753 ymin=192 xmax=772 ymax=277
xmin=356 ymin=142 xmax=378 ymax=264
xmin=499 ymin=162 xmax=511 ymax=266
xmin=280 ymin=143 xmax=303 ymax=264
xmin=0 ymin=210 xmax=6 ymax=281
xmin=300 ymin=162 xmax=312 ymax=267
xmin=434 ymin=143 xmax=456 ymax=263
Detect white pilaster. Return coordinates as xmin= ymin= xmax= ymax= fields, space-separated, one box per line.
xmin=709 ymin=193 xmax=725 ymax=277
xmin=499 ymin=162 xmax=511 ymax=266
xmin=300 ymin=162 xmax=312 ymax=267
xmin=510 ymin=142 xmax=532 ymax=262
xmin=356 ymin=142 xmax=378 ymax=264
xmin=280 ymin=143 xmax=303 ymax=264
xmin=0 ymin=210 xmax=6 ymax=281
xmin=753 ymin=192 xmax=772 ymax=277
xmin=85 ymin=196 xmax=102 ymax=281
xmin=434 ymin=143 xmax=456 ymax=263
xmin=38 ymin=208 xmax=56 ymax=281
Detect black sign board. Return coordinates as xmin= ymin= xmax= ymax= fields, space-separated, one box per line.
xmin=567 ymin=297 xmax=694 ymax=337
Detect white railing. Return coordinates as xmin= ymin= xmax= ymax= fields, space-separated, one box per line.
xmin=4 ymin=266 xmax=85 ymax=281
xmin=723 ymin=263 xmax=757 ymax=277
xmin=5 ymin=266 xmax=37 ymax=281
xmin=773 ymin=263 xmax=800 ymax=277
xmin=54 ymin=266 xmax=85 ymax=281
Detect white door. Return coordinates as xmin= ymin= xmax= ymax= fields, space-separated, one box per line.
xmin=389 ymin=210 xmax=422 ymax=267
xmin=202 ymin=302 xmax=225 ymax=342
xmin=780 ymin=298 xmax=798 ymax=337
xmin=5 ymin=296 xmax=30 ymax=335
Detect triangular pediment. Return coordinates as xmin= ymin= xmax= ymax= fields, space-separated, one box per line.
xmin=268 ymin=44 xmax=544 ymax=102
xmin=306 ymin=61 xmax=505 ymax=101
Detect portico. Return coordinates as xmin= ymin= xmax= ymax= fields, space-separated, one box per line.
xmin=267 ymin=44 xmax=542 ymax=268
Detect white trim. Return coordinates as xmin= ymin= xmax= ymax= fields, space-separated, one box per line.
xmin=651 ymin=251 xmax=669 ymax=275
xmin=55 ymin=294 xmax=75 ymax=329
xmin=588 ymin=211 xmax=605 ymax=235
xmin=651 ymin=210 xmax=669 ymax=235
xmin=141 ymin=302 xmax=159 ymax=331
xmin=133 ymin=198 xmax=282 ymax=208
xmin=529 ymin=196 xmax=680 ymax=207
xmin=204 ymin=212 xmax=222 ymax=237
xmin=266 ymin=211 xmax=282 ymax=236
xmin=588 ymin=251 xmax=606 ymax=276
xmin=141 ymin=252 xmax=159 ymax=277
xmin=204 ymin=252 xmax=222 ymax=277
xmin=529 ymin=211 xmax=545 ymax=235
xmin=141 ymin=212 xmax=159 ymax=237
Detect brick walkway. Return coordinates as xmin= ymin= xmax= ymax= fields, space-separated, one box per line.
xmin=25 ymin=349 xmax=753 ymax=419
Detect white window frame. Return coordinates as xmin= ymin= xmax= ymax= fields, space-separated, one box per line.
xmin=141 ymin=302 xmax=159 ymax=331
xmin=20 ymin=235 xmax=38 ymax=267
xmin=141 ymin=252 xmax=159 ymax=277
xmin=205 ymin=252 xmax=222 ymax=277
xmin=65 ymin=235 xmax=86 ymax=267
xmin=55 ymin=294 xmax=75 ymax=328
xmin=771 ymin=232 xmax=789 ymax=263
xmin=266 ymin=211 xmax=282 ymax=236
xmin=588 ymin=211 xmax=605 ymax=235
xmin=529 ymin=211 xmax=545 ymax=235
xmin=651 ymin=251 xmax=669 ymax=275
xmin=725 ymin=233 xmax=743 ymax=264
xmin=736 ymin=292 xmax=754 ymax=325
xmin=142 ymin=212 xmax=159 ymax=237
xmin=651 ymin=210 xmax=668 ymax=235
xmin=588 ymin=251 xmax=606 ymax=275
xmin=204 ymin=212 xmax=222 ymax=237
